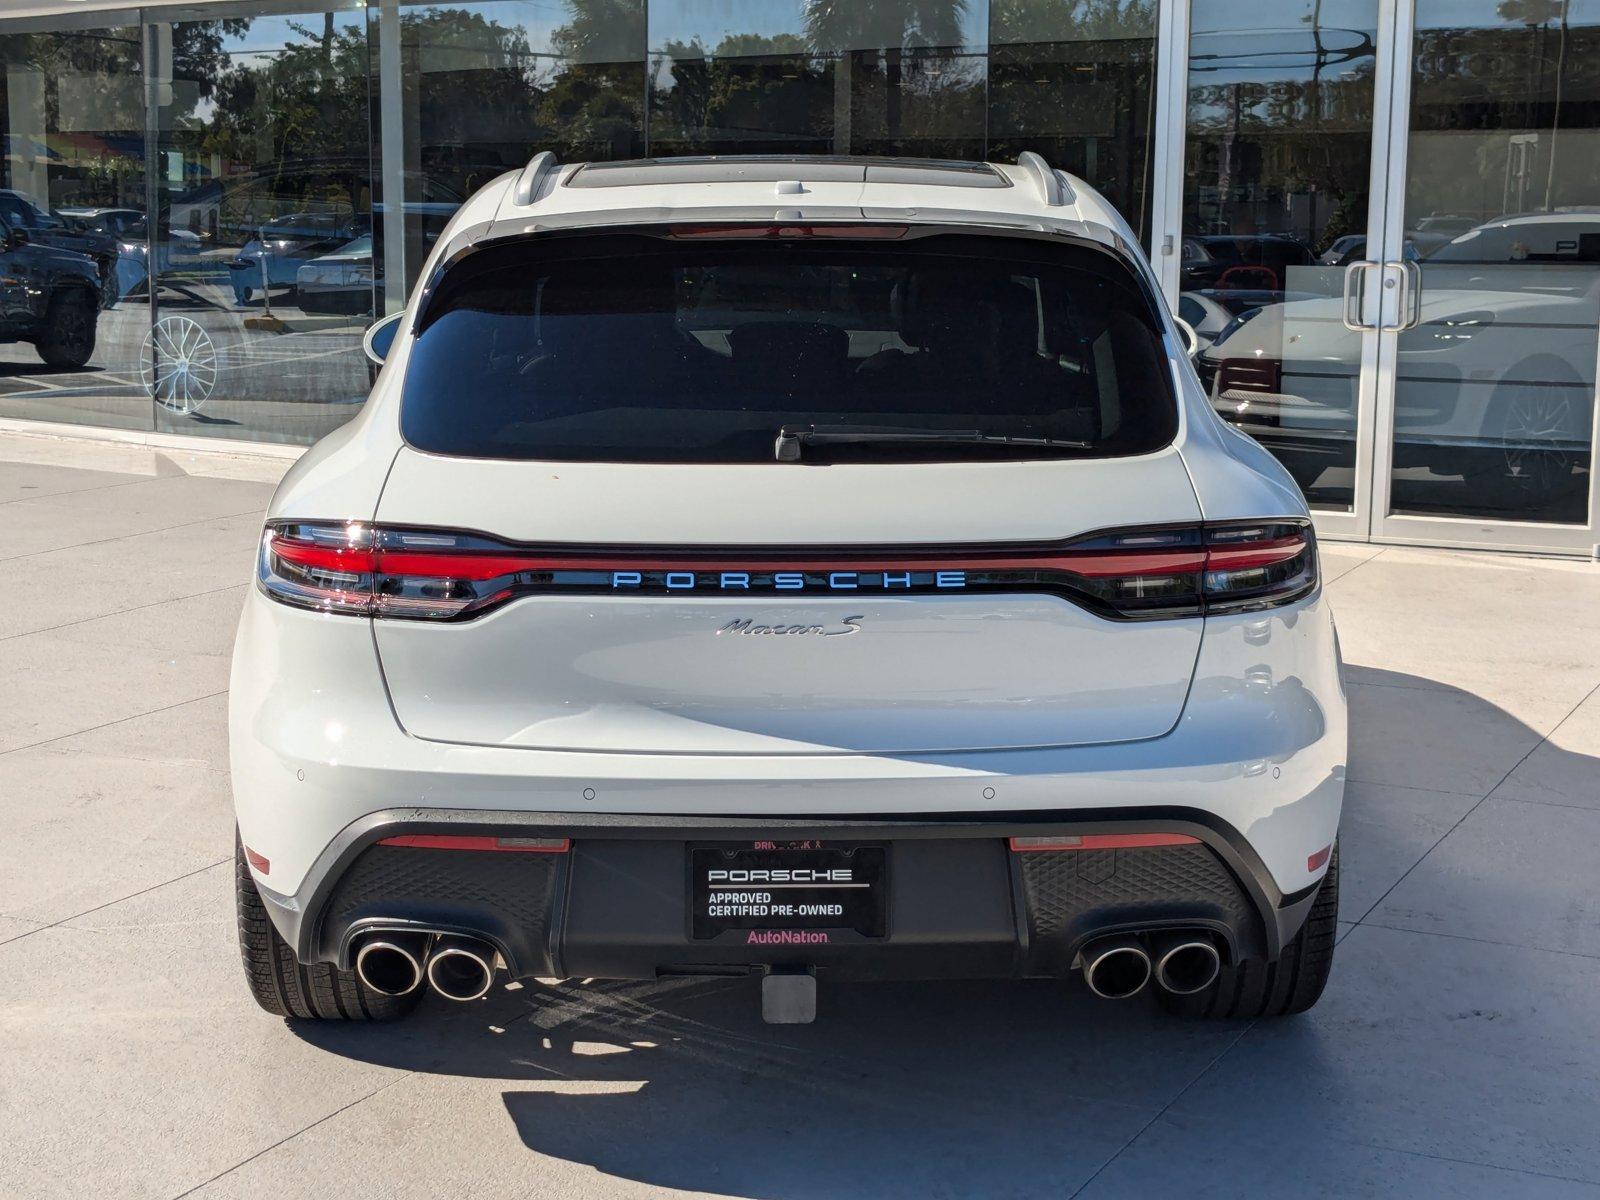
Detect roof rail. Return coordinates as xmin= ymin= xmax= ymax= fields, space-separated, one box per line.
xmin=1016 ymin=151 xmax=1072 ymax=207
xmin=512 ymin=150 xmax=560 ymax=207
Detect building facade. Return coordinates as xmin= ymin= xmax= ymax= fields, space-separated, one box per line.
xmin=1 ymin=0 xmax=1596 ymax=554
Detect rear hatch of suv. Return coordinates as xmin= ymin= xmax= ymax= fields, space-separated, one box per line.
xmin=368 ymin=226 xmax=1205 ymax=755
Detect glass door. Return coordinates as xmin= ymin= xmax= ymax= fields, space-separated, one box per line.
xmin=1369 ymin=0 xmax=1600 ymax=552
xmin=1177 ymin=0 xmax=1397 ymax=541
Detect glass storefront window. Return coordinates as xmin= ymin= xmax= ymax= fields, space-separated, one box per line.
xmin=647 ymin=1 xmax=987 ymax=160
xmin=1388 ymin=0 xmax=1598 ymax=524
xmin=143 ymin=6 xmax=374 ymax=444
xmin=374 ymin=1 xmax=647 ymax=301
xmin=989 ymin=0 xmax=1157 ymax=240
xmin=0 ymin=15 xmax=150 ymax=432
xmin=0 ymin=0 xmax=1159 ymax=450
xmin=1181 ymin=0 xmax=1380 ymax=512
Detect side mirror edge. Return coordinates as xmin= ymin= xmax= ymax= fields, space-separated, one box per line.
xmin=363 ymin=311 xmax=404 ymax=366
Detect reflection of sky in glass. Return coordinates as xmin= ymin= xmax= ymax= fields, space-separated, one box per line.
xmin=647 ymin=0 xmax=988 ymax=55
xmin=1416 ymin=0 xmax=1598 ymax=32
xmin=1187 ymin=1 xmax=1376 ymax=125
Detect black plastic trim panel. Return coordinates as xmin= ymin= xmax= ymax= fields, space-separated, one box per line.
xmin=267 ymin=806 xmax=1319 ymax=973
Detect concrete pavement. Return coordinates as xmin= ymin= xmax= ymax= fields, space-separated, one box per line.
xmin=2 ymin=431 xmax=1599 ymax=1199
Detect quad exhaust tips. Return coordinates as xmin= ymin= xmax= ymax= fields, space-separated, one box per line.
xmin=425 ymin=935 xmax=497 ymax=1001
xmin=1152 ymin=934 xmax=1222 ymax=996
xmin=353 ymin=933 xmax=428 ymax=997
xmin=1081 ymin=936 xmax=1153 ymax=1000
xmin=1080 ymin=931 xmax=1223 ymax=999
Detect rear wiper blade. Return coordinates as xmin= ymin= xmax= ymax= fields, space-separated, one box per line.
xmin=774 ymin=424 xmax=1094 ymax=462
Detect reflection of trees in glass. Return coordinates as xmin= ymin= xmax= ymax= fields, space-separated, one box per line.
xmin=401 ymin=2 xmax=642 ymax=188
xmin=989 ymin=0 xmax=1155 ymax=233
xmin=1182 ymin=6 xmax=1375 ymax=251
xmin=650 ymin=34 xmax=831 ymax=155
xmin=806 ymin=0 xmax=981 ymax=157
xmin=1407 ymin=7 xmax=1598 ymax=223
xmin=1 ymin=24 xmax=239 ymax=209
xmin=178 ymin=16 xmax=371 ymax=233
xmin=542 ymin=0 xmax=647 ymax=161
xmin=648 ymin=1 xmax=982 ymax=159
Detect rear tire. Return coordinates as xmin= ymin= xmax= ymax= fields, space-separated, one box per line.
xmin=235 ymin=837 xmax=420 ymax=1021
xmin=35 ymin=289 xmax=98 ymax=369
xmin=1157 ymin=842 xmax=1339 ymax=1020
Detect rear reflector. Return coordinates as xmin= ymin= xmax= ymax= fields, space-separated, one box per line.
xmin=1009 ymin=833 xmax=1201 ymax=852
xmin=377 ymin=834 xmax=570 ymax=853
xmin=243 ymin=846 xmax=270 ymax=874
xmin=1307 ymin=843 xmax=1333 ymax=872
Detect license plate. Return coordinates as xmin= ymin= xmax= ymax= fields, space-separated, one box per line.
xmin=690 ymin=842 xmax=888 ymax=940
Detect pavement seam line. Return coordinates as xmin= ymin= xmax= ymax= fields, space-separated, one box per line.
xmin=1340 ymin=776 xmax=1485 ymax=800
xmin=1349 ymin=673 xmax=1600 ymax=928
xmin=1488 ymin=793 xmax=1600 ymax=814
xmin=0 ymin=856 xmax=229 ymax=947
xmin=0 ymin=505 xmax=267 ymax=564
xmin=1321 ymin=545 xmax=1390 ymax=587
xmin=1067 ymin=1020 xmax=1258 ymax=1198
xmin=0 ymin=689 xmax=229 ymax=760
xmin=0 ymin=582 xmax=246 ymax=644
xmin=169 ymin=1074 xmax=415 ymax=1199
xmin=0 ymin=474 xmax=168 ymax=507
xmin=1356 ymin=920 xmax=1600 ymax=962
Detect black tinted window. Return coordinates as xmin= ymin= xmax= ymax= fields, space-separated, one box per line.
xmin=403 ymin=232 xmax=1178 ymax=463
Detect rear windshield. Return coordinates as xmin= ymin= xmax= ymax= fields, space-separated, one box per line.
xmin=402 ymin=231 xmax=1178 ymax=463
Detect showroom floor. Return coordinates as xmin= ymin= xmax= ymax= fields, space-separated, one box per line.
xmin=2 ymin=430 xmax=1598 ymax=1200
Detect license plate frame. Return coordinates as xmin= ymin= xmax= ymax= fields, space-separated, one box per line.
xmin=689 ymin=842 xmax=889 ymax=941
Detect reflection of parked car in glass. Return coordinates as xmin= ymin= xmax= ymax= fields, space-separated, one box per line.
xmin=1181 ymin=234 xmax=1315 ymax=292
xmin=227 ymin=213 xmax=361 ymax=306
xmin=295 ymin=204 xmax=459 ymax=314
xmin=1315 ymin=234 xmax=1439 ymax=265
xmin=1317 ymin=235 xmax=1365 ymax=265
xmin=1177 ymin=289 xmax=1320 ymax=353
xmin=0 ymin=210 xmax=103 ymax=369
xmin=1198 ymin=210 xmax=1600 ymax=508
xmin=0 ymin=190 xmax=120 ymax=310
xmin=58 ymin=207 xmax=202 ymax=299
xmin=295 ymin=235 xmax=374 ymax=314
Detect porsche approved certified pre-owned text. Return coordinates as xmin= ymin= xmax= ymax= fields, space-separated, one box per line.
xmin=230 ymin=152 xmax=1344 ymax=1025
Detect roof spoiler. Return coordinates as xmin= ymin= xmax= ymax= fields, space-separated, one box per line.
xmin=512 ymin=150 xmax=560 ymax=207
xmin=1016 ymin=151 xmax=1073 ymax=207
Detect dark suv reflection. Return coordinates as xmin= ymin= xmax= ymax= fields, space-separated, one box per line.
xmin=0 ymin=211 xmax=103 ymax=370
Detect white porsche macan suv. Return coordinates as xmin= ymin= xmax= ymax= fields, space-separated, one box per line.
xmin=231 ymin=153 xmax=1345 ymax=1025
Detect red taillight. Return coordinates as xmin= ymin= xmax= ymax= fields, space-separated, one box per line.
xmin=258 ymin=523 xmax=515 ymax=620
xmin=243 ymin=846 xmax=270 ymax=873
xmin=256 ymin=520 xmax=1316 ymax=622
xmin=1200 ymin=523 xmax=1319 ymax=614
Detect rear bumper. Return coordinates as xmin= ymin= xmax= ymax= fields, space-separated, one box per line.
xmin=230 ymin=589 xmax=1347 ymax=904
xmin=256 ymin=807 xmax=1324 ymax=981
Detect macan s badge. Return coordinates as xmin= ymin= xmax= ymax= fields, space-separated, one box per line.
xmin=717 ymin=616 xmax=863 ymax=637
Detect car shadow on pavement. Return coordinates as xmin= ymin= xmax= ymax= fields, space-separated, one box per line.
xmin=297 ymin=972 xmax=1288 ymax=1197
xmin=284 ymin=666 xmax=1595 ymax=1197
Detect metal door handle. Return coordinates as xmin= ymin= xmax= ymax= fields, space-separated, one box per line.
xmin=1392 ymin=259 xmax=1423 ymax=330
xmin=1341 ymin=261 xmax=1379 ymax=330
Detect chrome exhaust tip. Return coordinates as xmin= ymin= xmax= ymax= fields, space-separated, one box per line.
xmin=425 ymin=936 xmax=496 ymax=1002
xmin=354 ymin=934 xmax=427 ymax=997
xmin=1081 ymin=936 xmax=1153 ymax=1000
xmin=1154 ymin=936 xmax=1222 ymax=995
